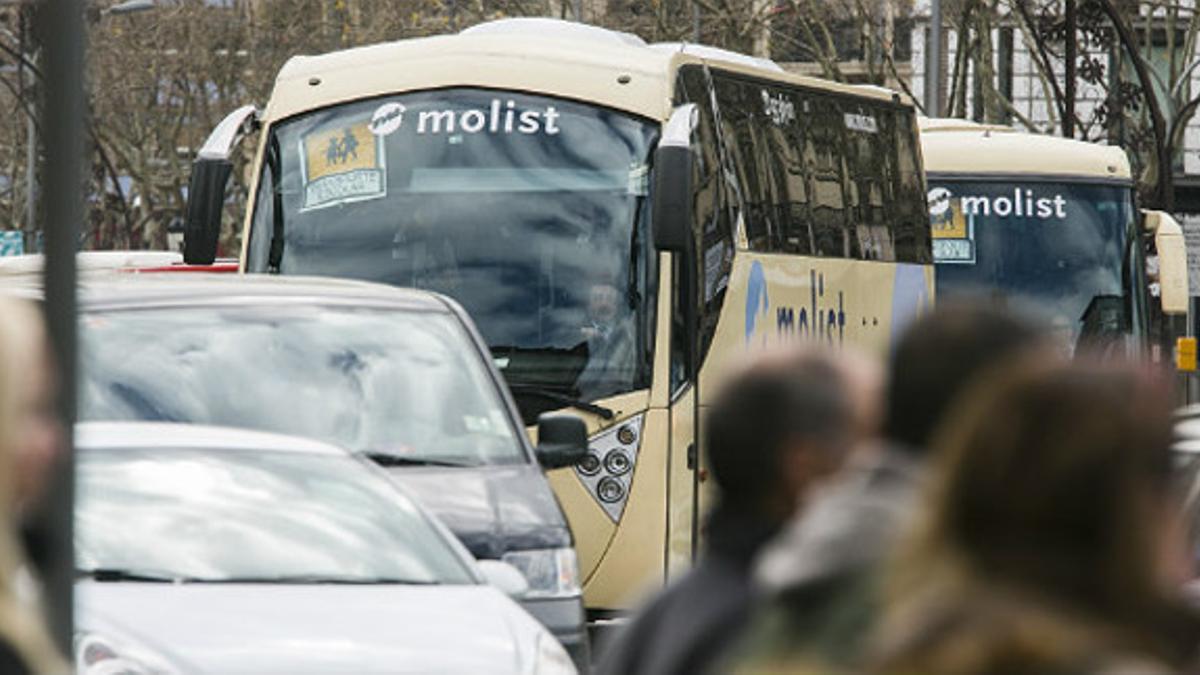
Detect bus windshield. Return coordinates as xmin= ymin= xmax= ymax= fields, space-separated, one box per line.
xmin=246 ymin=88 xmax=660 ymax=416
xmin=929 ymin=179 xmax=1135 ymax=348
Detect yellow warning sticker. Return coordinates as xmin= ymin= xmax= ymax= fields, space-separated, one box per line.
xmin=927 ymin=186 xmax=975 ymax=264
xmin=931 ymin=203 xmax=968 ymax=240
xmin=301 ymin=122 xmax=386 ymax=210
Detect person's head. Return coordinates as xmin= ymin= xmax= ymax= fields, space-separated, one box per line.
xmin=0 ymin=297 xmax=60 ymax=518
xmin=705 ymin=349 xmax=866 ymax=520
xmin=883 ymin=304 xmax=1052 ymax=455
xmin=911 ymin=361 xmax=1180 ymax=626
xmin=587 ymin=282 xmax=620 ymax=325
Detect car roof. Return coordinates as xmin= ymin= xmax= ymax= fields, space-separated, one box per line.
xmin=11 ymin=272 xmax=453 ymax=312
xmin=76 ymin=421 xmax=350 ymax=455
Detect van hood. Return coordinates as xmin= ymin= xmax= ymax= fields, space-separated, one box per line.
xmin=76 ymin=581 xmax=546 ymax=674
xmin=384 ymin=464 xmax=570 ymax=559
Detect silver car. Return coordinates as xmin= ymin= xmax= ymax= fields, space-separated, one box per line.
xmin=74 ymin=422 xmax=576 ymax=674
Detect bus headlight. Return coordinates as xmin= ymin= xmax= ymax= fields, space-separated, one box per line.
xmin=501 ymin=547 xmax=581 ymax=599
xmin=603 ymin=449 xmax=632 ymax=476
xmin=596 ymin=477 xmax=625 ymax=503
xmin=574 ymin=413 xmax=644 ymax=522
xmin=577 ymin=452 xmax=601 ymax=476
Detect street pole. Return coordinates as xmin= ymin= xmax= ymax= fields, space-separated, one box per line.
xmin=34 ymin=0 xmax=82 ymax=652
xmin=24 ymin=66 xmax=35 ymax=239
xmin=572 ymin=0 xmax=581 ymax=22
xmin=1064 ymin=0 xmax=1076 ymax=138
xmin=925 ymin=0 xmax=942 ymax=116
xmin=692 ymin=1 xmax=701 ymax=42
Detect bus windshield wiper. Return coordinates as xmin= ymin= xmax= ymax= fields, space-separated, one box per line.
xmin=507 ymin=384 xmax=615 ymax=420
xmin=360 ymin=451 xmax=473 ymax=468
xmin=78 ymin=567 xmax=187 ymax=583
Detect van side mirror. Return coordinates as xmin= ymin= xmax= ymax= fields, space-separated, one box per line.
xmin=1143 ymin=209 xmax=1189 ymax=315
xmin=652 ymin=104 xmax=697 ymax=253
xmin=183 ymin=105 xmax=260 ymax=264
xmin=535 ymin=414 xmax=588 ymax=470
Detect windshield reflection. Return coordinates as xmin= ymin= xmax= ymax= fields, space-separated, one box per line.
xmin=930 ymin=180 xmax=1132 ymax=348
xmin=244 ymin=89 xmax=660 ymax=412
xmin=76 ymin=448 xmax=475 ymax=583
xmin=79 ymin=305 xmax=524 ymax=465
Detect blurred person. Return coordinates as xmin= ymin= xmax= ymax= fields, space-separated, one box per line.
xmin=595 ymin=349 xmax=869 ymax=675
xmin=732 ymin=305 xmax=1054 ymax=671
xmin=0 ymin=299 xmax=61 ymax=520
xmin=0 ymin=297 xmax=67 ymax=673
xmin=871 ymin=362 xmax=1200 ymax=673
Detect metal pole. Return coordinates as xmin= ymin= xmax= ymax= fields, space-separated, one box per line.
xmin=25 ymin=78 xmax=35 ymax=237
xmin=925 ymin=0 xmax=943 ymax=116
xmin=692 ymin=1 xmax=701 ymax=43
xmin=572 ymin=0 xmax=582 ymax=22
xmin=34 ymin=0 xmax=82 ymax=651
xmin=1064 ymin=0 xmax=1076 ymax=138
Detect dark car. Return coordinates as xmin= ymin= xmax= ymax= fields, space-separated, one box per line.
xmin=58 ymin=274 xmax=590 ymax=668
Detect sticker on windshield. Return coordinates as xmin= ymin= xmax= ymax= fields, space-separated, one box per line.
xmin=300 ymin=122 xmax=386 ymax=211
xmin=928 ymin=186 xmax=976 ymax=264
xmin=844 ymin=113 xmax=878 ymax=134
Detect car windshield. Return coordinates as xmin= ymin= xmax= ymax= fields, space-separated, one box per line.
xmin=244 ymin=88 xmax=661 ymax=413
xmin=79 ymin=305 xmax=526 ymax=466
xmin=929 ymin=179 xmax=1133 ymax=348
xmin=76 ymin=446 xmax=476 ymax=584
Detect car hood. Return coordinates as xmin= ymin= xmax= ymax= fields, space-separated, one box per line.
xmin=76 ymin=581 xmax=546 ymax=674
xmin=384 ymin=464 xmax=570 ymax=559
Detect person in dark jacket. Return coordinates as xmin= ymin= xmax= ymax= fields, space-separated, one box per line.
xmin=595 ymin=349 xmax=872 ymax=675
xmin=731 ymin=305 xmax=1056 ymax=673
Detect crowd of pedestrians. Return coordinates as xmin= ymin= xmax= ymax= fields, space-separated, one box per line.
xmin=600 ymin=304 xmax=1200 ymax=674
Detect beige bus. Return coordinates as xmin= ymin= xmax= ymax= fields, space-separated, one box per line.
xmin=183 ymin=18 xmax=935 ymax=616
xmin=920 ymin=118 xmax=1188 ymax=357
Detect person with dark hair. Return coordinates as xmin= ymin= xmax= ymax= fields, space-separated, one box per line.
xmin=873 ymin=362 xmax=1200 ymax=673
xmin=730 ymin=304 xmax=1055 ymax=672
xmin=595 ymin=349 xmax=869 ymax=675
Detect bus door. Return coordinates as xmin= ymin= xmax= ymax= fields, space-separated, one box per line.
xmin=664 ymin=66 xmax=737 ymax=580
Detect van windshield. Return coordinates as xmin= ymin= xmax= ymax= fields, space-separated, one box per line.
xmin=79 ymin=305 xmax=527 ymax=466
xmin=245 ymin=89 xmax=661 ymax=417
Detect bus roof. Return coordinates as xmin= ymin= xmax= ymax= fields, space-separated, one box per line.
xmin=267 ymin=18 xmax=902 ymax=124
xmin=919 ymin=117 xmax=1132 ymax=183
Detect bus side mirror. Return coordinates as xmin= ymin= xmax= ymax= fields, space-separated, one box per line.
xmin=535 ymin=414 xmax=588 ymax=470
xmin=1144 ymin=209 xmax=1189 ymax=315
xmin=183 ymin=105 xmax=260 ymax=264
xmin=652 ymin=104 xmax=697 ymax=253
xmin=183 ymin=159 xmax=232 ymax=264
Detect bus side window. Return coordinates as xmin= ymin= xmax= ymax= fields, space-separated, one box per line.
xmin=844 ymin=104 xmax=896 ymax=262
xmin=778 ymin=94 xmax=813 ymax=255
xmin=892 ymin=110 xmax=933 ymax=263
xmin=807 ymin=98 xmax=851 ymax=258
xmin=713 ymin=75 xmax=770 ymax=252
